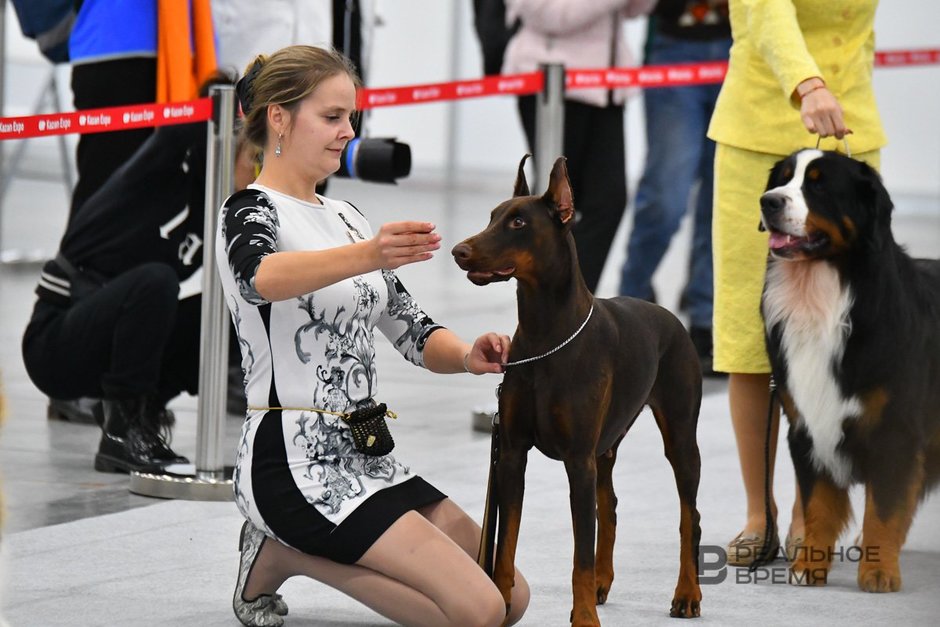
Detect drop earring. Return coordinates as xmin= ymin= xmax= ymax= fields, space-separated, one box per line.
xmin=275 ymin=134 xmax=282 ymax=157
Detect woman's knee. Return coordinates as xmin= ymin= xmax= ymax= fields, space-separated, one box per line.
xmin=505 ymin=570 xmax=530 ymax=625
xmin=446 ymin=581 xmax=506 ymax=627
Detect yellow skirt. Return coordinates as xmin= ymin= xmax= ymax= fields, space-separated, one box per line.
xmin=712 ymin=143 xmax=880 ymax=373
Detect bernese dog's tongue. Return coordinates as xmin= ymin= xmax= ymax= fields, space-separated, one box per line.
xmin=768 ymin=232 xmax=801 ymax=250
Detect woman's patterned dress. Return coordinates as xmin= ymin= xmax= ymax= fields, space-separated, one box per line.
xmin=217 ymin=184 xmax=446 ymax=563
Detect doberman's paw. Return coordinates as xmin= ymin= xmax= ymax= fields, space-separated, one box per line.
xmin=788 ymin=560 xmax=829 ymax=586
xmin=569 ymin=607 xmax=600 ymax=627
xmin=669 ymin=596 xmax=701 ymax=618
xmin=858 ymin=565 xmax=902 ymax=592
xmin=595 ymin=584 xmax=609 ymax=605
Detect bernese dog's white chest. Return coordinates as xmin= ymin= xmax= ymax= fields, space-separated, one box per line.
xmin=763 ymin=262 xmax=861 ymax=487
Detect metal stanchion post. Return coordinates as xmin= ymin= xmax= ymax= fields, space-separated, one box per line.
xmin=533 ymin=63 xmax=565 ymax=191
xmin=129 ymin=85 xmax=236 ymax=500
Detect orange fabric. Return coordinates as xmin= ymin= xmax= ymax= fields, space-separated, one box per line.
xmin=157 ymin=0 xmax=218 ymax=103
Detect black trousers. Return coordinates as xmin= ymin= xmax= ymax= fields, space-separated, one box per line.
xmin=70 ymin=58 xmax=157 ymax=217
xmin=22 ymin=263 xmax=199 ymax=404
xmin=517 ymin=96 xmax=627 ymax=293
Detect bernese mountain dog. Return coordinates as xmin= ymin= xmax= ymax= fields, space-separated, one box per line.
xmin=759 ymin=149 xmax=940 ymax=592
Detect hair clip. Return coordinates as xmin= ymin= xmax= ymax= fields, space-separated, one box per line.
xmin=235 ymin=59 xmax=264 ymax=115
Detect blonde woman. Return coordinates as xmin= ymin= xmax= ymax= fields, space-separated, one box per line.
xmin=218 ymin=45 xmax=529 ymax=627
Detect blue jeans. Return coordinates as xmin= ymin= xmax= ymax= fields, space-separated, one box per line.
xmin=618 ymin=33 xmax=731 ymax=329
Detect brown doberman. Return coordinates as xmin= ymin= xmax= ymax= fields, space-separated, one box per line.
xmin=452 ymin=156 xmax=703 ymax=625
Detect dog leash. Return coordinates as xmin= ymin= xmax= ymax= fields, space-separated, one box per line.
xmin=749 ymin=376 xmax=779 ymax=571
xmin=501 ymin=304 xmax=594 ymax=369
xmin=477 ymin=386 xmax=501 ymax=577
xmin=815 ymin=135 xmax=852 ymax=157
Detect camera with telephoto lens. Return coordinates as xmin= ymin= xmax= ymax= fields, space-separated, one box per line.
xmin=335 ymin=137 xmax=411 ymax=184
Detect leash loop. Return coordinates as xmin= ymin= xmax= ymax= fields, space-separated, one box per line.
xmin=500 ymin=304 xmax=594 ymax=369
xmin=815 ymin=135 xmax=852 ymax=157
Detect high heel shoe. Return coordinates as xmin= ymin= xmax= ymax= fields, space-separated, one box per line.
xmin=233 ymin=521 xmax=288 ymax=627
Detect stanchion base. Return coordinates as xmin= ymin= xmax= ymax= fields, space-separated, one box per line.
xmin=472 ymin=407 xmax=496 ymax=433
xmin=129 ymin=465 xmax=235 ymax=501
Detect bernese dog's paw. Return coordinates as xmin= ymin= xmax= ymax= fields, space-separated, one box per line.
xmin=858 ymin=565 xmax=902 ymax=592
xmin=788 ymin=561 xmax=829 ymax=586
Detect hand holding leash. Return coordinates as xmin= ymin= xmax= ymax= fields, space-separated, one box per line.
xmin=797 ymin=78 xmax=852 ymax=139
xmin=464 ymin=333 xmax=512 ymax=375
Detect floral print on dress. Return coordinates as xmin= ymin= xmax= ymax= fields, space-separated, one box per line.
xmin=230 ymin=298 xmax=256 ymax=392
xmin=221 ymin=191 xmax=280 ymax=306
xmin=378 ymin=270 xmax=443 ymax=367
xmin=292 ymin=411 xmax=399 ymax=516
xmin=295 ymin=278 xmax=382 ymax=405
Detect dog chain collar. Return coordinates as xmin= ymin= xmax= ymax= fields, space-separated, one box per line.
xmin=501 ymin=304 xmax=594 ymax=368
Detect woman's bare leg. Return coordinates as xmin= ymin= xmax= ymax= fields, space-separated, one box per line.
xmin=243 ymin=499 xmax=528 ymax=627
xmin=416 ymin=499 xmax=530 ymax=624
xmin=729 ymin=372 xmax=779 ymax=534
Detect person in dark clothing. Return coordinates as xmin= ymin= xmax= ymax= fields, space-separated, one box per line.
xmin=22 ymin=119 xmax=212 ymax=474
xmin=618 ymin=0 xmax=731 ymax=376
xmin=68 ymin=0 xmax=159 ymax=217
xmin=502 ymin=0 xmax=654 ymax=294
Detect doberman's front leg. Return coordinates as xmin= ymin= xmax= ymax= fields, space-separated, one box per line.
xmin=566 ymin=456 xmax=600 ymax=627
xmin=857 ymin=452 xmax=926 ymax=592
xmin=493 ymin=445 xmax=529 ymax=621
xmin=594 ymin=437 xmax=624 ymax=606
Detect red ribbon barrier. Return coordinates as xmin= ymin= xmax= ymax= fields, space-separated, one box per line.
xmin=0 ymin=98 xmax=213 ymax=140
xmin=874 ymin=48 xmax=940 ymax=67
xmin=1 ymin=48 xmax=936 ymax=138
xmin=565 ymin=61 xmax=728 ymax=90
xmin=357 ymin=72 xmax=543 ymax=109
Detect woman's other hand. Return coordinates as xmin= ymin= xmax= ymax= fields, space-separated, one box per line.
xmin=465 ymin=333 xmax=512 ymax=375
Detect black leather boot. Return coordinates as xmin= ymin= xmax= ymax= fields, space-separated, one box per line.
xmin=94 ymin=396 xmax=189 ymax=473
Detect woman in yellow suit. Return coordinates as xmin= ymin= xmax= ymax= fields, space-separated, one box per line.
xmin=707 ymin=0 xmax=886 ymax=566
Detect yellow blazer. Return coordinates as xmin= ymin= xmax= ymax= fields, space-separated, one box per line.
xmin=708 ymin=0 xmax=886 ymax=155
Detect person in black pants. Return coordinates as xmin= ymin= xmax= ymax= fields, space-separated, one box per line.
xmin=515 ymin=96 xmax=626 ymax=292
xmin=70 ymin=58 xmax=157 ymax=217
xmin=22 ymin=119 xmax=217 ymax=474
xmin=501 ymin=0 xmax=653 ymax=293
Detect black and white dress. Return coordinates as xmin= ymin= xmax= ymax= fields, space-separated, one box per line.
xmin=217 ymin=184 xmax=446 ymax=564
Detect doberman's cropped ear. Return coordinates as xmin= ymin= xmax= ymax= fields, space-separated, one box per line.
xmin=543 ymin=156 xmax=574 ymax=224
xmin=513 ymin=154 xmax=531 ymax=197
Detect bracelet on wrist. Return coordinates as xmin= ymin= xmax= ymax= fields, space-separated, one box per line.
xmin=463 ymin=352 xmax=473 ymax=374
xmin=799 ymin=83 xmax=827 ymax=99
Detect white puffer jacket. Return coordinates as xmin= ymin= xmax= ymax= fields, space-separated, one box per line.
xmin=503 ymin=0 xmax=654 ymax=107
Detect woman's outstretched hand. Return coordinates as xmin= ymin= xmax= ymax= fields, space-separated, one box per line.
xmin=372 ymin=221 xmax=441 ymax=269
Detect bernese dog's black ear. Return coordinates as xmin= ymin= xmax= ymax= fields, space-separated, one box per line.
xmin=758 ymin=157 xmax=789 ymax=231
xmin=765 ymin=157 xmax=788 ymax=191
xmin=856 ymin=160 xmax=893 ymax=251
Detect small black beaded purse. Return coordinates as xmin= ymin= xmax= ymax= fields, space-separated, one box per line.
xmin=343 ymin=403 xmax=396 ymax=456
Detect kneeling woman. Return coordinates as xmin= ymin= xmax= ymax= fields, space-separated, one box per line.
xmin=219 ymin=45 xmax=529 ymax=627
